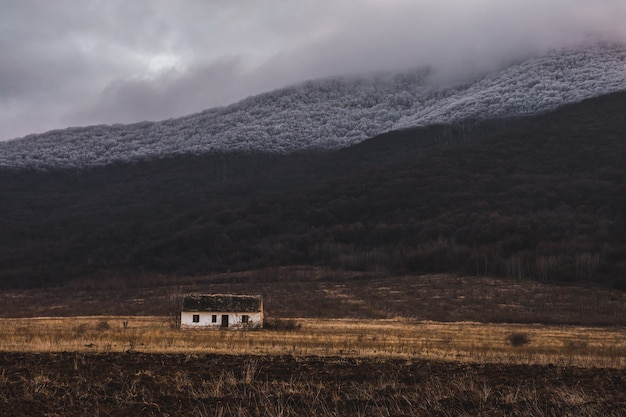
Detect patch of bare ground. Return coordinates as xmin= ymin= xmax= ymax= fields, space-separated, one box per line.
xmin=1 ymin=352 xmax=625 ymax=417
xmin=1 ymin=268 xmax=626 ymax=326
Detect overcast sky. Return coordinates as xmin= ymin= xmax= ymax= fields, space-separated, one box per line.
xmin=1 ymin=0 xmax=625 ymax=141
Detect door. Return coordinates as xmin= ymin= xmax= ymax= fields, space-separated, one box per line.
xmin=221 ymin=314 xmax=229 ymax=328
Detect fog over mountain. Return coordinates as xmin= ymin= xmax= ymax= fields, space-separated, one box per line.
xmin=1 ymin=1 xmax=626 ymax=141
xmin=1 ymin=44 xmax=625 ymax=170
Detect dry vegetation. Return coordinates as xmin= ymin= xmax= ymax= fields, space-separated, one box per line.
xmin=1 ymin=352 xmax=625 ymax=417
xmin=1 ymin=316 xmax=625 ymax=368
xmin=2 ymin=270 xmax=626 ymax=416
xmin=2 ymin=268 xmax=626 ymax=326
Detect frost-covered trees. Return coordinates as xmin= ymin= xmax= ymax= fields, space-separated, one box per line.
xmin=1 ymin=44 xmax=625 ymax=169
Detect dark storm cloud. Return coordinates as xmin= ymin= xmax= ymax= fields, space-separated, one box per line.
xmin=1 ymin=0 xmax=625 ymax=140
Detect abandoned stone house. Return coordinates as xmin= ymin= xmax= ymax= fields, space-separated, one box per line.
xmin=180 ymin=294 xmax=263 ymax=329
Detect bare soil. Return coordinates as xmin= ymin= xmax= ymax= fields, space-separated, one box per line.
xmin=1 ymin=352 xmax=625 ymax=416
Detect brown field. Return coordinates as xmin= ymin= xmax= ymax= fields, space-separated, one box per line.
xmin=2 ymin=270 xmax=626 ymax=416
xmin=1 ymin=317 xmax=626 ymax=416
xmin=2 ymin=268 xmax=626 ymax=326
xmin=1 ymin=351 xmax=626 ymax=416
xmin=1 ymin=316 xmax=626 ymax=368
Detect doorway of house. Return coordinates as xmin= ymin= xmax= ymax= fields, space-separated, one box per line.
xmin=221 ymin=315 xmax=229 ymax=328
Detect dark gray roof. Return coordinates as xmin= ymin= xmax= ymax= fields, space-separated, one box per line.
xmin=182 ymin=294 xmax=262 ymax=312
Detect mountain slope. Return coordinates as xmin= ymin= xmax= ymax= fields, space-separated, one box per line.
xmin=1 ymin=44 xmax=625 ymax=169
xmin=1 ymin=91 xmax=625 ymax=288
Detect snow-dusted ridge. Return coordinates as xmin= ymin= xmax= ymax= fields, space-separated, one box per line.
xmin=1 ymin=44 xmax=626 ymax=169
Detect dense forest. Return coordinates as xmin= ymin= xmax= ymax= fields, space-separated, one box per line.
xmin=1 ymin=91 xmax=625 ymax=289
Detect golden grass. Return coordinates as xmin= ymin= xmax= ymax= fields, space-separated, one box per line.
xmin=1 ymin=316 xmax=625 ymax=368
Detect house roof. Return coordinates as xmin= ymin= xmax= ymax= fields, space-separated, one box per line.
xmin=182 ymin=294 xmax=262 ymax=312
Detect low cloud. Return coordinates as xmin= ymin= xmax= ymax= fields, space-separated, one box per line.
xmin=1 ymin=0 xmax=625 ymax=140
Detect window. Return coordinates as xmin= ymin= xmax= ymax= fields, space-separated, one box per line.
xmin=192 ymin=314 xmax=199 ymax=323
xmin=212 ymin=315 xmax=217 ymax=323
xmin=242 ymin=315 xmax=249 ymax=324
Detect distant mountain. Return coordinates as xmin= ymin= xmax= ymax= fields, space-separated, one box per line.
xmin=1 ymin=90 xmax=625 ymax=288
xmin=1 ymin=44 xmax=625 ymax=169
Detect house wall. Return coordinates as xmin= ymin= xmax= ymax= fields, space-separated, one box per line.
xmin=180 ymin=311 xmax=263 ymax=329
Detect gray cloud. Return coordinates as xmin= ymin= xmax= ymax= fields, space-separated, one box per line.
xmin=1 ymin=0 xmax=625 ymax=141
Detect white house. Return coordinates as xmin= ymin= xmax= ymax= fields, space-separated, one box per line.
xmin=180 ymin=294 xmax=263 ymax=329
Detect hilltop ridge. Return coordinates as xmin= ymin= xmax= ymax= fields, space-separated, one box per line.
xmin=1 ymin=90 xmax=625 ymax=288
xmin=1 ymin=44 xmax=625 ymax=169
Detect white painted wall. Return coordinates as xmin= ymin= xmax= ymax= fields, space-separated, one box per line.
xmin=180 ymin=311 xmax=263 ymax=329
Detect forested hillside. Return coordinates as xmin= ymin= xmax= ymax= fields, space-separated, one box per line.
xmin=1 ymin=45 xmax=625 ymax=169
xmin=1 ymin=91 xmax=625 ymax=289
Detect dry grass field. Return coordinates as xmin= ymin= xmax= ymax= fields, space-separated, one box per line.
xmin=1 ymin=316 xmax=625 ymax=368
xmin=2 ymin=271 xmax=626 ymax=416
xmin=1 ymin=317 xmax=626 ymax=416
xmin=3 ymin=351 xmax=626 ymax=417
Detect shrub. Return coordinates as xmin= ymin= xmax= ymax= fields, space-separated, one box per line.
xmin=263 ymin=318 xmax=301 ymax=331
xmin=506 ymin=332 xmax=530 ymax=347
